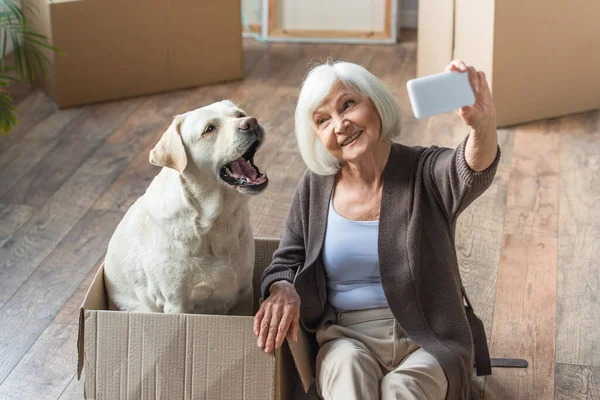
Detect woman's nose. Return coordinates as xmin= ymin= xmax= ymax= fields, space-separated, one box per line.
xmin=333 ymin=117 xmax=350 ymax=134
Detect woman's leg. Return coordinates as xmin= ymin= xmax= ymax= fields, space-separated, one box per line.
xmin=316 ymin=337 xmax=383 ymax=400
xmin=380 ymin=347 xmax=448 ymax=400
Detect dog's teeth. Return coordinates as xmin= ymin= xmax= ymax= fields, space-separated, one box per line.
xmin=226 ymin=167 xmax=232 ymax=175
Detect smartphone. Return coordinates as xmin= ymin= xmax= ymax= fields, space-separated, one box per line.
xmin=406 ymin=71 xmax=476 ymax=119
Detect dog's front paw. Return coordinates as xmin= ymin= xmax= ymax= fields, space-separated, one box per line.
xmin=163 ymin=302 xmax=188 ymax=314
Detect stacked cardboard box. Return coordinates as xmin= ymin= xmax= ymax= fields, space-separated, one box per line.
xmin=24 ymin=0 xmax=243 ymax=108
xmin=417 ymin=0 xmax=600 ymax=127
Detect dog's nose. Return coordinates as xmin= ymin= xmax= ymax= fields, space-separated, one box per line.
xmin=239 ymin=117 xmax=258 ymax=132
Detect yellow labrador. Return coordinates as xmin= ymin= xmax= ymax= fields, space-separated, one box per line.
xmin=104 ymin=100 xmax=268 ymax=315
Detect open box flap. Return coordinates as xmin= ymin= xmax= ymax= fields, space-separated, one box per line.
xmin=286 ymin=327 xmax=315 ymax=392
xmin=77 ymin=262 xmax=107 ymax=379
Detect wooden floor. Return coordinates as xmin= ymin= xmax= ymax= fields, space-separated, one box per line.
xmin=0 ymin=32 xmax=598 ymax=400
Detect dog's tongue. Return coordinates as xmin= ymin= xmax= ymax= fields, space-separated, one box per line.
xmin=231 ymin=158 xmax=259 ymax=181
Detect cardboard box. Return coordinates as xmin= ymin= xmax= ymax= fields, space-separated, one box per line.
xmin=24 ymin=0 xmax=243 ymax=108
xmin=77 ymin=238 xmax=314 ymax=400
xmin=417 ymin=0 xmax=600 ymax=127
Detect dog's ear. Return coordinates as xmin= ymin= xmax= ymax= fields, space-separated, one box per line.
xmin=149 ymin=115 xmax=188 ymax=172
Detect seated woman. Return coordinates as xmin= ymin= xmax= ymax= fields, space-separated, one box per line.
xmin=253 ymin=59 xmax=500 ymax=400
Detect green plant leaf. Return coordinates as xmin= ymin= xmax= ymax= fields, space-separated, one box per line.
xmin=1 ymin=27 xmax=7 ymax=70
xmin=1 ymin=24 xmax=64 ymax=55
xmin=23 ymin=44 xmax=33 ymax=85
xmin=0 ymin=90 xmax=17 ymax=135
xmin=0 ymin=0 xmax=63 ymax=134
xmin=0 ymin=73 xmax=18 ymax=82
xmin=9 ymin=33 xmax=23 ymax=80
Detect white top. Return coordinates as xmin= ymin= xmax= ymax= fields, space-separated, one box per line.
xmin=322 ymin=197 xmax=388 ymax=311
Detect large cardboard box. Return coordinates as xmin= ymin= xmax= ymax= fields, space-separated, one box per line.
xmin=24 ymin=0 xmax=243 ymax=108
xmin=417 ymin=0 xmax=600 ymax=127
xmin=77 ymin=238 xmax=315 ymax=400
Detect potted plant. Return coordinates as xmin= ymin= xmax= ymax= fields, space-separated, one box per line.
xmin=0 ymin=0 xmax=61 ymax=134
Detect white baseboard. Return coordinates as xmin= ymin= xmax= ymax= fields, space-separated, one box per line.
xmin=399 ymin=9 xmax=418 ymax=29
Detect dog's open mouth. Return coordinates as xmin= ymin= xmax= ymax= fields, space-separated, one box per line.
xmin=219 ymin=140 xmax=268 ymax=189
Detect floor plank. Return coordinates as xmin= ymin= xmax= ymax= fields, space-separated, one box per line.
xmin=0 ymin=107 xmax=90 ymax=199
xmin=0 ymin=98 xmax=143 ymax=207
xmin=484 ymin=235 xmax=557 ymax=400
xmin=52 ymin=262 xmax=101 ymax=326
xmin=57 ymin=374 xmax=84 ymax=400
xmin=248 ymin=149 xmax=309 ymax=238
xmin=241 ymin=38 xmax=267 ymax=77
xmin=6 ymin=80 xmax=35 ymax=108
xmin=556 ymin=111 xmax=600 ymax=367
xmin=0 ymin=324 xmax=79 ymax=400
xmin=0 ymin=91 xmax=56 ymax=156
xmin=555 ymin=363 xmax=600 ymax=400
xmin=0 ymin=209 xmax=123 ymax=384
xmin=484 ymin=115 xmax=561 ymax=399
xmin=0 ymin=203 xmax=35 ymax=249
xmin=502 ymin=121 xmax=560 ymax=238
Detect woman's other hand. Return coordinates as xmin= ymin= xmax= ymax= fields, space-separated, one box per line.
xmin=445 ymin=60 xmax=497 ymax=131
xmin=254 ymin=281 xmax=301 ymax=352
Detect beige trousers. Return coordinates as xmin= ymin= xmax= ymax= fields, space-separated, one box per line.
xmin=316 ymin=306 xmax=448 ymax=400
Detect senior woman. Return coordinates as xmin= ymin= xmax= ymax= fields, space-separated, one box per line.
xmin=253 ymin=59 xmax=500 ymax=400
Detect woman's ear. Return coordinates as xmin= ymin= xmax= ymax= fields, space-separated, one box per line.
xmin=149 ymin=115 xmax=187 ymax=173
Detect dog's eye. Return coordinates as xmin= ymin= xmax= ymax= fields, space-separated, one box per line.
xmin=204 ymin=125 xmax=216 ymax=133
xmin=237 ymin=112 xmax=246 ymax=118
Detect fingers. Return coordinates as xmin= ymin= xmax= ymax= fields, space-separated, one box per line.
xmin=446 ymin=61 xmax=486 ymax=94
xmin=478 ymin=70 xmax=490 ymax=95
xmin=445 ymin=59 xmax=468 ymax=73
xmin=255 ymin=302 xmax=299 ymax=352
xmin=467 ymin=66 xmax=479 ymax=94
xmin=254 ymin=285 xmax=302 ymax=353
xmin=253 ymin=308 xmax=264 ymax=336
xmin=264 ymin=305 xmax=282 ymax=352
xmin=274 ymin=306 xmax=293 ymax=349
xmin=256 ymin=305 xmax=272 ymax=349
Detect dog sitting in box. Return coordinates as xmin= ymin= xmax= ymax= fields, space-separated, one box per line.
xmin=104 ymin=100 xmax=268 ymax=316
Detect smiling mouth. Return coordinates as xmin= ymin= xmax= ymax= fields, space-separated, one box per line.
xmin=341 ymin=131 xmax=362 ymax=146
xmin=219 ymin=140 xmax=268 ymax=188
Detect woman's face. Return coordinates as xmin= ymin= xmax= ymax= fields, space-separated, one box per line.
xmin=312 ymin=82 xmax=382 ymax=163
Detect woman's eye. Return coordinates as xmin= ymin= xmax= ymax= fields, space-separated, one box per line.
xmin=343 ymin=100 xmax=354 ymax=110
xmin=204 ymin=125 xmax=215 ymax=133
xmin=316 ymin=118 xmax=327 ymax=126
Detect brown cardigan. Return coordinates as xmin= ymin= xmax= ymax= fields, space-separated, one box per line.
xmin=261 ymin=135 xmax=501 ymax=399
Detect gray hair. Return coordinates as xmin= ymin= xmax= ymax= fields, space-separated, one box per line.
xmin=294 ymin=60 xmax=402 ymax=175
